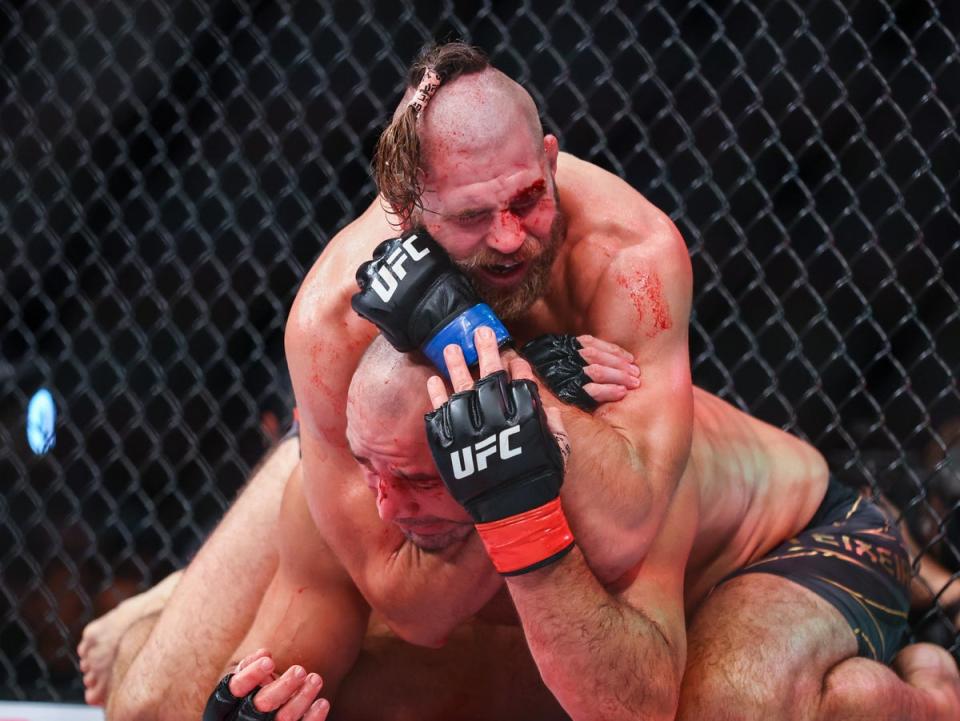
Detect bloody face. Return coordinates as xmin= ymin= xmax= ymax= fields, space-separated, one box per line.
xmin=417 ymin=130 xmax=566 ymax=320
xmin=346 ymin=399 xmax=474 ymax=552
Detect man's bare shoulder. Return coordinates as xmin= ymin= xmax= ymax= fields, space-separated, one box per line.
xmin=558 ymin=152 xmax=683 ymax=246
xmin=287 ymin=197 xmax=397 ymax=342
xmin=555 ymin=152 xmax=690 ymax=316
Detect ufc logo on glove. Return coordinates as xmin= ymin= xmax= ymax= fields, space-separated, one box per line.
xmin=450 ymin=427 xmax=522 ymax=479
xmin=425 ymin=371 xmax=574 ymax=576
xmin=351 ymin=229 xmax=512 ymax=375
xmin=370 ymin=234 xmax=431 ymax=302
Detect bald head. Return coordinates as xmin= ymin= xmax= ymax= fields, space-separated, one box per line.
xmin=347 ymin=336 xmax=435 ymax=434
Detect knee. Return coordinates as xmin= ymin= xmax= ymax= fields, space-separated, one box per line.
xmin=677 ymin=657 xmax=778 ymax=721
xmin=817 ymin=657 xmax=901 ymax=720
xmin=677 ymin=641 xmax=823 ymax=721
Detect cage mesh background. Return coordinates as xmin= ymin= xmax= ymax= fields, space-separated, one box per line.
xmin=2 ymin=0 xmax=958 ymax=702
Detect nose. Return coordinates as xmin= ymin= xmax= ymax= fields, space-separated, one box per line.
xmin=375 ymin=478 xmax=420 ymax=522
xmin=487 ymin=210 xmax=526 ymax=255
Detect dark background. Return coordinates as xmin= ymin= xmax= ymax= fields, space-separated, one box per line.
xmin=2 ymin=0 xmax=958 ymax=701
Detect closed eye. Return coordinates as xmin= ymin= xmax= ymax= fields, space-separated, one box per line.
xmin=407 ymin=478 xmax=444 ymax=490
xmin=455 ymin=211 xmax=492 ymax=227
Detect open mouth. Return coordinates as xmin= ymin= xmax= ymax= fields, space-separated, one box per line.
xmin=477 ymin=260 xmax=527 ymax=285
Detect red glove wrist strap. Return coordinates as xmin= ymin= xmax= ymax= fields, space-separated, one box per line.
xmin=475 ymin=497 xmax=574 ymax=574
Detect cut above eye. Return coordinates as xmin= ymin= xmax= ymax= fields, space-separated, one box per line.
xmin=510 ymin=197 xmax=540 ymax=214
xmin=409 ymin=477 xmax=443 ymax=489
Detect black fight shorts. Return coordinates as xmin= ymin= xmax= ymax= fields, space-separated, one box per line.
xmin=726 ymin=476 xmax=911 ymax=663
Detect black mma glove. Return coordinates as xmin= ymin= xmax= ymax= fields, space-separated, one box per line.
xmin=425 ymin=370 xmax=574 ymax=575
xmin=351 ymin=229 xmax=511 ymax=376
xmin=202 ymin=674 xmax=273 ymax=721
xmin=520 ymin=334 xmax=598 ymax=412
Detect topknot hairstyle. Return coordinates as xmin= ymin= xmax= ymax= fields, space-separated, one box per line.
xmin=372 ymin=42 xmax=490 ymax=227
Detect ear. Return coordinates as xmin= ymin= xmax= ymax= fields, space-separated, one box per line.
xmin=543 ymin=134 xmax=559 ymax=175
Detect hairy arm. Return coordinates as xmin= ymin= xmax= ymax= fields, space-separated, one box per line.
xmin=506 ymin=475 xmax=698 ymax=721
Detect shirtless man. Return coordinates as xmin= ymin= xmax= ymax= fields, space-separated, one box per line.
xmin=99 ymin=41 xmax=958 ymax=719
xmin=105 ymin=40 xmax=690 ymax=718
xmin=196 ymin=334 xmax=958 ymax=721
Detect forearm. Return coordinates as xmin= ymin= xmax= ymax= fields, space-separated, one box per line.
xmin=506 ymin=546 xmax=682 ymax=721
xmin=558 ymin=406 xmax=690 ymax=569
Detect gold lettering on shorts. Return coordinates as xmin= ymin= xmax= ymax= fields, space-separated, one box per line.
xmin=854 ymin=538 xmax=878 ymax=564
xmin=812 ymin=533 xmax=840 ymax=547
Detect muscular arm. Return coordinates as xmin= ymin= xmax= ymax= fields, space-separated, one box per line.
xmin=285 ymin=211 xmax=503 ymax=645
xmin=506 ymin=476 xmax=698 ymax=721
xmin=550 ymin=218 xmax=694 ymax=579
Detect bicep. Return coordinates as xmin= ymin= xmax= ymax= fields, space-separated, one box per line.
xmin=285 ymin=286 xmax=376 ymax=443
xmin=585 ymin=228 xmax=694 ymax=470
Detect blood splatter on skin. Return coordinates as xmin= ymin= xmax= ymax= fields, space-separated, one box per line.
xmin=309 ymin=340 xmax=351 ymax=447
xmin=499 ymin=208 xmax=524 ymax=235
xmin=616 ymin=271 xmax=673 ymax=337
xmin=508 ymin=179 xmax=546 ymax=207
xmin=310 ymin=341 xmax=341 ymax=402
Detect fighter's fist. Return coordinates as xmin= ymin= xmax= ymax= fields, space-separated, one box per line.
xmin=425 ymin=327 xmax=575 ymax=576
xmin=202 ymin=649 xmax=328 ymax=721
xmin=351 ymin=229 xmax=511 ymax=375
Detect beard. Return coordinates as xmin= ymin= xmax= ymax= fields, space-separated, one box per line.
xmin=455 ymin=201 xmax=568 ymax=320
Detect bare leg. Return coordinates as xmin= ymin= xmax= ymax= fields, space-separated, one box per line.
xmin=818 ymin=643 xmax=960 ymax=720
xmin=105 ymin=434 xmax=299 ymax=721
xmin=677 ymin=573 xmax=960 ymax=721
xmin=106 ymin=612 xmax=162 ymax=700
xmin=78 ymin=571 xmax=182 ymax=705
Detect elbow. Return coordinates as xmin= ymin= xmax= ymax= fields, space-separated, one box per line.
xmin=538 ymin=660 xmax=681 ymax=721
xmin=616 ymin=674 xmax=681 ymax=721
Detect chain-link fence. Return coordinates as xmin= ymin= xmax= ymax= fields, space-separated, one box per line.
xmin=2 ymin=0 xmax=957 ymax=702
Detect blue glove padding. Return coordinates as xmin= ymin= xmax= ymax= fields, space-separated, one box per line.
xmin=351 ymin=229 xmax=511 ymax=376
